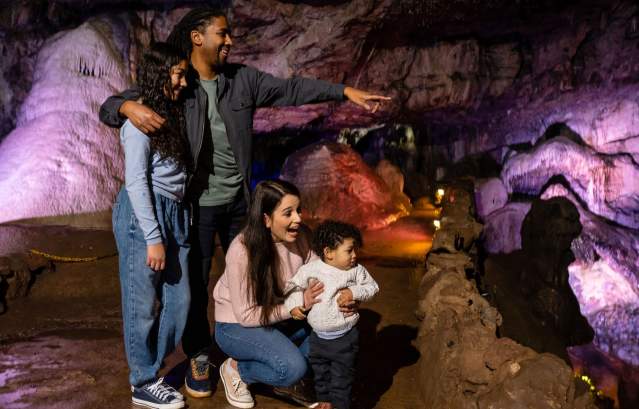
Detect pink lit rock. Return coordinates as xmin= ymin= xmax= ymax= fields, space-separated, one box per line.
xmin=501 ymin=137 xmax=639 ymax=229
xmin=481 ymin=202 xmax=531 ymax=254
xmin=0 ymin=19 xmax=129 ymax=224
xmin=280 ymin=141 xmax=409 ymax=230
xmin=474 ymin=177 xmax=508 ymax=222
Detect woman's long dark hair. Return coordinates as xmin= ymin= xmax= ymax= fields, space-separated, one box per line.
xmin=243 ymin=180 xmax=301 ymax=326
xmin=136 ymin=42 xmax=190 ymax=170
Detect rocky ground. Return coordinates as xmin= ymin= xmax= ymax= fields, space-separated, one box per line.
xmin=0 ymin=211 xmax=434 ymax=409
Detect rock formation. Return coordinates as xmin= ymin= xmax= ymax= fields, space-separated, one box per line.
xmin=501 ymin=137 xmax=639 ymax=230
xmin=540 ymin=183 xmax=639 ymax=366
xmin=0 ymin=0 xmax=638 ymax=401
xmin=416 ymin=184 xmax=596 ymax=409
xmin=0 ymin=18 xmax=129 ymax=224
xmin=480 ymin=202 xmax=531 ymax=254
xmin=280 ymin=141 xmax=409 ymax=230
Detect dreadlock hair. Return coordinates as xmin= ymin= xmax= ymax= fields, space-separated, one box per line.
xmin=312 ymin=220 xmax=363 ymax=261
xmin=136 ymin=42 xmax=190 ymax=171
xmin=242 ymin=180 xmax=301 ymax=327
xmin=166 ymin=7 xmax=227 ymax=56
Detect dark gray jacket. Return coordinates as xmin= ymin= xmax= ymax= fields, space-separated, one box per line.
xmin=99 ymin=63 xmax=346 ymax=201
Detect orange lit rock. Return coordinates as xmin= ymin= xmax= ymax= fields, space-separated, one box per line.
xmin=280 ymin=141 xmax=409 ymax=230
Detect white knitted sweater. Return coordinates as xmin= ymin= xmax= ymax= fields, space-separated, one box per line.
xmin=284 ymin=259 xmax=379 ymax=334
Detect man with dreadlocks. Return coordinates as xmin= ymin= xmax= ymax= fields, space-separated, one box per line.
xmin=99 ymin=6 xmax=390 ymax=407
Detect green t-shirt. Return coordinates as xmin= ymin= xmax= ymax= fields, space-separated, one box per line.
xmin=198 ymin=78 xmax=243 ymax=206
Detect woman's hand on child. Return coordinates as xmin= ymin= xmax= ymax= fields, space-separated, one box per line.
xmin=146 ymin=243 xmax=166 ymax=271
xmin=337 ymin=288 xmax=359 ymax=317
xmin=290 ymin=307 xmax=307 ymax=320
xmin=337 ymin=288 xmax=353 ymax=306
xmin=339 ymin=300 xmax=360 ymax=317
xmin=303 ymin=279 xmax=324 ymax=309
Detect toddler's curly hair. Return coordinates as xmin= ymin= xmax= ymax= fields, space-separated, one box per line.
xmin=312 ymin=220 xmax=363 ymax=260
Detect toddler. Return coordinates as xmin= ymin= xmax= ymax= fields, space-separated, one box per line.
xmin=285 ymin=220 xmax=379 ymax=409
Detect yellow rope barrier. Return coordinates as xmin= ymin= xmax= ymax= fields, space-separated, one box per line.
xmin=28 ymin=249 xmax=116 ymax=262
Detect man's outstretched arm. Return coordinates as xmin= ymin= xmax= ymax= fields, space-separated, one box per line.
xmin=98 ymin=88 xmax=165 ymax=133
xmin=251 ymin=68 xmax=390 ymax=111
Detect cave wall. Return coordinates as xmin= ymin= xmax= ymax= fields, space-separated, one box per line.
xmin=0 ymin=0 xmax=638 ymax=374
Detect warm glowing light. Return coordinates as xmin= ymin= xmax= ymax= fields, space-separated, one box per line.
xmin=433 ymin=220 xmax=441 ymax=230
xmin=435 ymin=188 xmax=445 ymax=204
xmin=577 ymin=374 xmax=605 ymax=398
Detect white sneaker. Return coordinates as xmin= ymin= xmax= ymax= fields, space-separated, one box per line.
xmin=219 ymin=358 xmax=255 ymax=408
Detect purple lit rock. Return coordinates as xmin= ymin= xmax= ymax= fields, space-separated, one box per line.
xmin=541 ymin=183 xmax=639 ymax=365
xmin=569 ymin=260 xmax=639 ymax=318
xmin=501 ymin=137 xmax=639 ymax=229
xmin=566 ymin=99 xmax=639 ymax=163
xmin=541 ymin=183 xmax=639 ymax=292
xmin=589 ymin=304 xmax=639 ymax=367
xmin=568 ymin=261 xmax=639 ymax=366
xmin=280 ymin=141 xmax=409 ymax=230
xmin=0 ymin=19 xmax=129 ymax=224
xmin=474 ymin=178 xmax=508 ymax=222
xmin=481 ymin=202 xmax=531 ymax=254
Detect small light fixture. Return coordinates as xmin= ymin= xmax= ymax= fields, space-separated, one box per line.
xmin=435 ymin=188 xmax=445 ymax=205
xmin=433 ymin=220 xmax=441 ymax=230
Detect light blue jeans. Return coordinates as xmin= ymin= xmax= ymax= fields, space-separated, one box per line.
xmin=113 ymin=187 xmax=190 ymax=386
xmin=215 ymin=320 xmax=312 ymax=387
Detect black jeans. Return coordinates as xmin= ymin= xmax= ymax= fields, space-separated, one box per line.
xmin=308 ymin=327 xmax=359 ymax=409
xmin=181 ymin=193 xmax=247 ymax=358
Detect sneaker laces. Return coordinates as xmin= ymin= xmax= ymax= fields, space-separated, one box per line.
xmin=161 ymin=380 xmax=182 ymax=397
xmin=193 ymin=359 xmax=210 ymax=376
xmin=147 ymin=378 xmax=177 ymax=401
xmin=231 ymin=376 xmax=251 ymax=397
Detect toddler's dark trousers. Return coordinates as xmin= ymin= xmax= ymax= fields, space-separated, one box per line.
xmin=308 ymin=327 xmax=359 ymax=409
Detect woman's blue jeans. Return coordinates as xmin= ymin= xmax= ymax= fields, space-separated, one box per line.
xmin=215 ymin=320 xmax=312 ymax=387
xmin=113 ymin=187 xmax=190 ymax=386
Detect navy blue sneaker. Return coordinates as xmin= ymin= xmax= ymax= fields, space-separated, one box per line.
xmin=132 ymin=378 xmax=185 ymax=409
xmin=184 ymin=354 xmax=212 ymax=398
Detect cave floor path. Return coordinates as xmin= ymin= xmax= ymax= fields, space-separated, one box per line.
xmin=0 ymin=213 xmax=433 ymax=409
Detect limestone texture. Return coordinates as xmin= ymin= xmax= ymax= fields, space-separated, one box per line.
xmin=480 ymin=202 xmax=531 ymax=254
xmin=0 ymin=18 xmax=128 ymax=224
xmin=473 ymin=177 xmax=508 ymax=222
xmin=501 ymin=137 xmax=639 ymax=230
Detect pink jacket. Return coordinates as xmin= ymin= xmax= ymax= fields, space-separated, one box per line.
xmin=213 ymin=226 xmax=317 ymax=327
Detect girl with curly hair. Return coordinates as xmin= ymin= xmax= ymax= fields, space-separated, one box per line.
xmin=112 ymin=42 xmax=190 ymax=409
